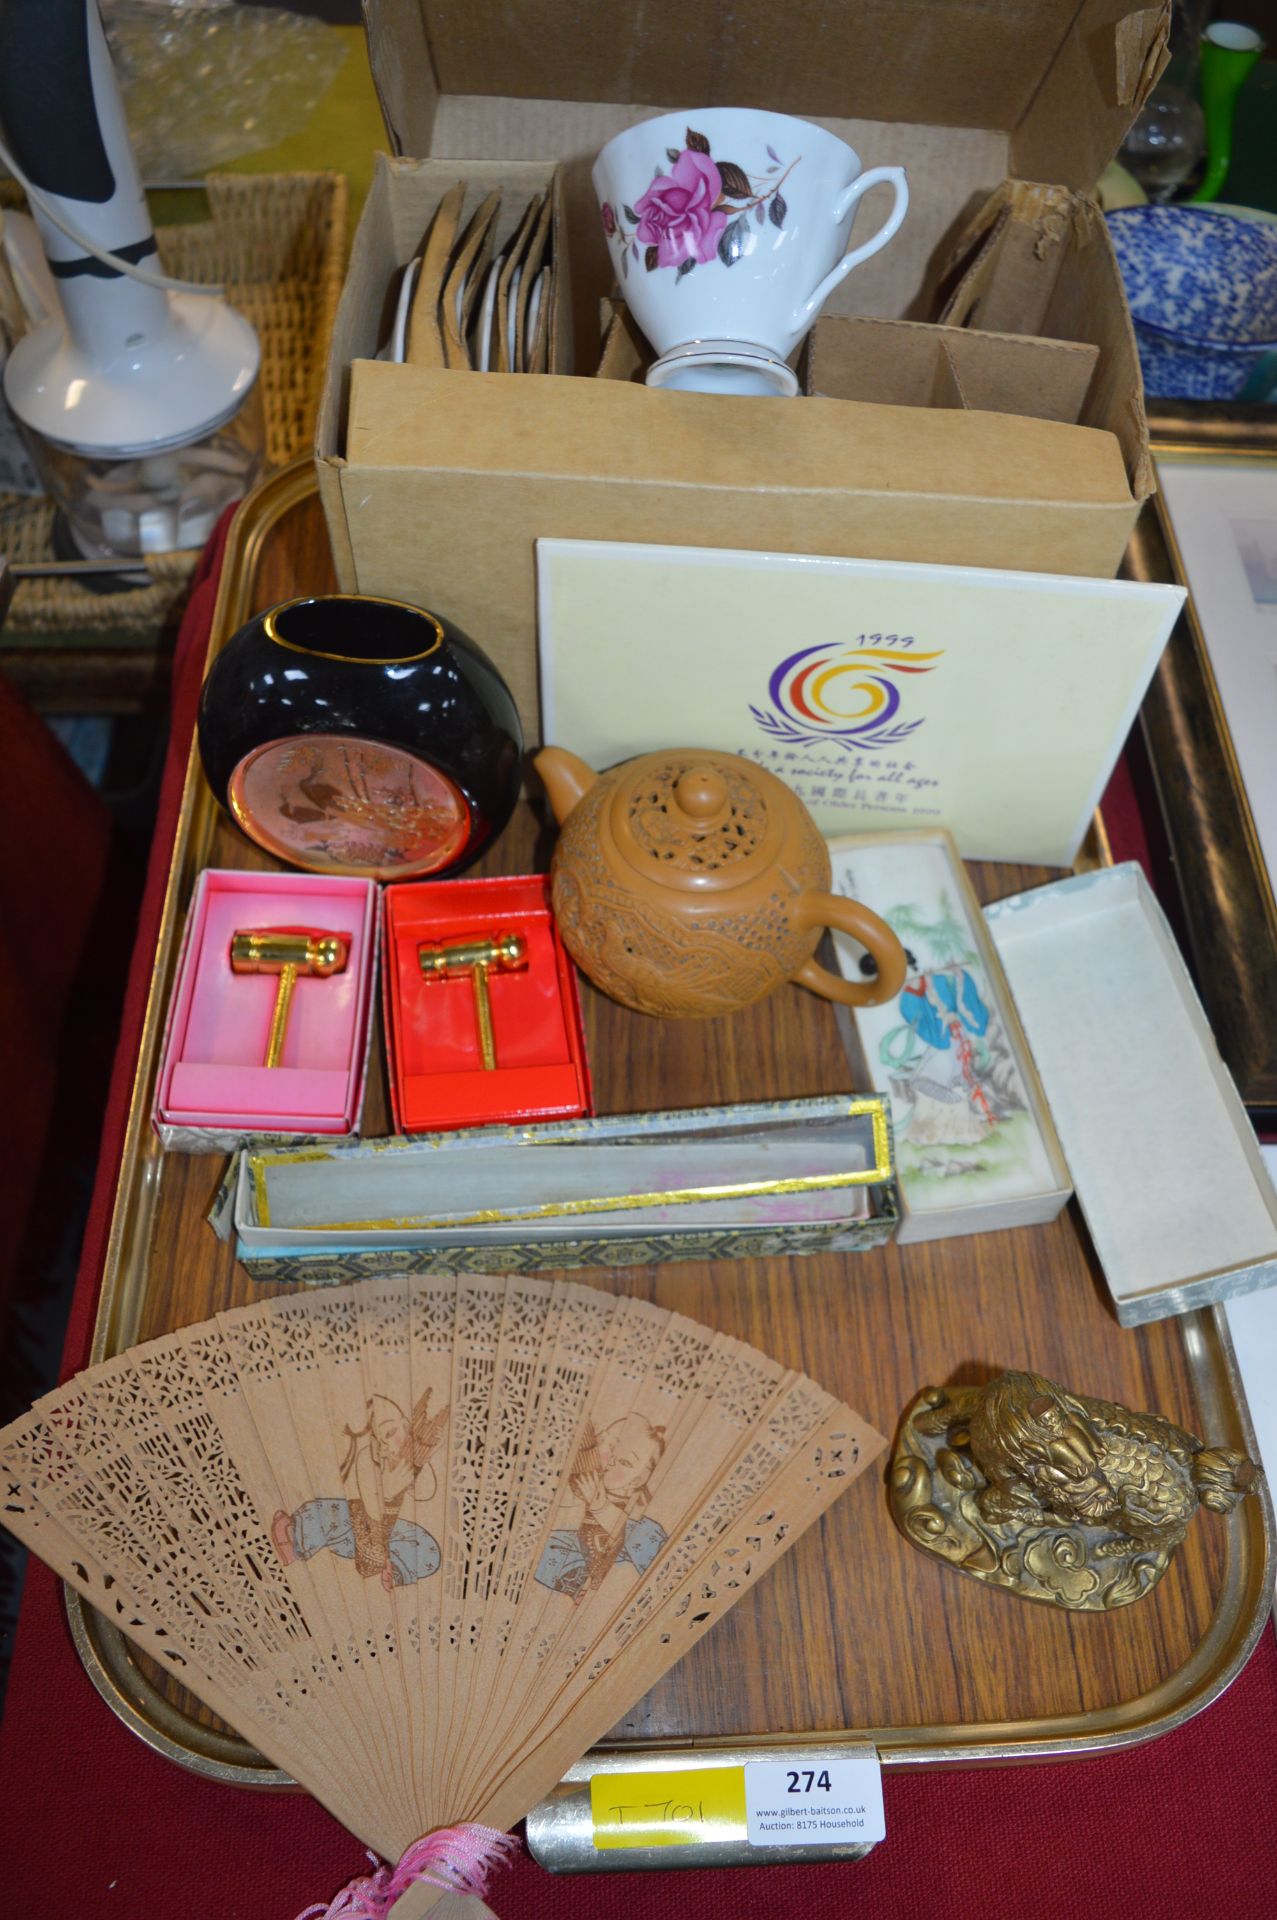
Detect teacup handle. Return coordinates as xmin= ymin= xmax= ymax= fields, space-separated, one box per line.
xmin=791 ymin=166 xmax=910 ymax=333
xmin=788 ymin=891 xmax=907 ymax=1007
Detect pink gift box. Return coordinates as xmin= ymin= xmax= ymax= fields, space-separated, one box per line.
xmin=154 ymin=869 xmax=378 ymax=1148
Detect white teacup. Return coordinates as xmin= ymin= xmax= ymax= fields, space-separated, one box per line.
xmin=594 ymin=108 xmax=908 ymax=397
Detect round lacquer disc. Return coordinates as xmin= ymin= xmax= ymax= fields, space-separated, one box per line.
xmin=228 ymin=733 xmax=472 ymax=879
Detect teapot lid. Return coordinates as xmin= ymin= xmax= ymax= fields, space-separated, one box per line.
xmin=608 ymin=750 xmax=790 ymax=893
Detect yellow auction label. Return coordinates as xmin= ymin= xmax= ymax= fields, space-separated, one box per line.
xmin=589 ymin=1765 xmax=748 ymax=1849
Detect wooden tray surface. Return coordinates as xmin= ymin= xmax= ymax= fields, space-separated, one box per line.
xmin=79 ymin=461 xmax=1272 ymax=1778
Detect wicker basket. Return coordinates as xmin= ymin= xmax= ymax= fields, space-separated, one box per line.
xmin=0 ymin=170 xmax=347 ymax=635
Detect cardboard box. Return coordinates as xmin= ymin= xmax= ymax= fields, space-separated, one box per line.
xmin=602 ymin=296 xmax=1105 ymax=429
xmin=213 ymin=1094 xmax=899 ymax=1283
xmin=805 ymin=314 xmax=1101 ymax=425
xmin=317 ymin=2 xmax=1169 ymax=738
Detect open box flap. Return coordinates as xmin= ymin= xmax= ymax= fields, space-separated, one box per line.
xmin=363 ymin=0 xmax=1170 ymax=195
xmin=936 ymin=180 xmax=1155 ymax=503
xmin=344 ymin=358 xmax=1134 ymax=498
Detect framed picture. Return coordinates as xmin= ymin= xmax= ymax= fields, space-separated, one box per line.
xmin=1130 ymin=401 xmax=1277 ymax=1119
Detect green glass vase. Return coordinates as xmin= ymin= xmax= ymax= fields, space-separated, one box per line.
xmin=1190 ymin=22 xmax=1265 ymax=204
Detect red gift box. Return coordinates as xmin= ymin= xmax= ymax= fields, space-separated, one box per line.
xmin=383 ymin=874 xmax=592 ymax=1132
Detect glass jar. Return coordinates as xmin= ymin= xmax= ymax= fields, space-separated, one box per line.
xmin=25 ymin=384 xmax=263 ymax=560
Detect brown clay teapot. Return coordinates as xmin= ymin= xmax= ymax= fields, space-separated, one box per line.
xmin=534 ymin=745 xmax=907 ymax=1019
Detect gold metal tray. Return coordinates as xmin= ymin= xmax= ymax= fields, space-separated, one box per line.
xmin=68 ymin=457 xmax=1274 ymax=1793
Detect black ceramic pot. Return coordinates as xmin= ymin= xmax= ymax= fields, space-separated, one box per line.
xmin=198 ymin=594 xmax=523 ymax=880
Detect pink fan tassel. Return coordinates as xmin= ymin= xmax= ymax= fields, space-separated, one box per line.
xmin=297 ymin=1825 xmax=519 ymax=1920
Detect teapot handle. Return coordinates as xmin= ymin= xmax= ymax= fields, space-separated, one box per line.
xmin=789 ymin=892 xmax=907 ymax=1007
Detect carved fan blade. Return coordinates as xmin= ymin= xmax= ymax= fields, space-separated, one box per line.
xmin=0 ymin=1273 xmax=884 ymax=1904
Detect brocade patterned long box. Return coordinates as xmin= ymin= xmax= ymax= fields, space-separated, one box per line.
xmin=213 ymin=1094 xmax=898 ymax=1284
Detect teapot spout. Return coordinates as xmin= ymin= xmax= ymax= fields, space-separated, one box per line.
xmin=534 ymin=746 xmax=598 ymax=824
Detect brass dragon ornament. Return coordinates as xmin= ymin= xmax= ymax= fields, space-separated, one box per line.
xmin=891 ymin=1370 xmax=1261 ymax=1610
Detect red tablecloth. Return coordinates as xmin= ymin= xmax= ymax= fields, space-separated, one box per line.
xmin=1 ymin=519 xmax=1273 ymax=1919
xmin=0 ymin=671 xmax=113 ymax=1327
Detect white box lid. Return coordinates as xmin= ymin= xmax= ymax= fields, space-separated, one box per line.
xmin=985 ymin=864 xmax=1277 ymax=1326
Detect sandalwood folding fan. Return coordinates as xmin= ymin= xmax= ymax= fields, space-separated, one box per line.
xmin=0 ymin=1273 xmax=883 ymax=1914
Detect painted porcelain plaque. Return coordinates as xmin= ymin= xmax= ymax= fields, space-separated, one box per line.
xmin=826 ymin=830 xmax=1071 ymax=1241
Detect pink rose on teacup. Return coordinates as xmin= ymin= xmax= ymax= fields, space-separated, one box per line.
xmin=633 ymin=148 xmax=727 ymax=269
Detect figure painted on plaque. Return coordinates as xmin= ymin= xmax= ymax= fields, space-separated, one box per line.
xmin=860 ymin=889 xmax=1027 ymax=1153
xmin=846 ymin=869 xmax=1058 ymax=1204
xmin=272 ymin=1389 xmax=448 ymax=1592
xmin=896 ymin=951 xmax=997 ymax=1146
xmin=535 ymin=1413 xmax=668 ymax=1602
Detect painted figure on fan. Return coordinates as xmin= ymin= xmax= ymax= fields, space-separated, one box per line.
xmin=271 ymin=1390 xmax=449 ymax=1592
xmin=535 ymin=1412 xmax=668 ymax=1601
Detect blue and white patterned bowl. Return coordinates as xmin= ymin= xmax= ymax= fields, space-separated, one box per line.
xmin=1106 ymin=205 xmax=1277 ymax=345
xmin=1131 ymin=313 xmax=1277 ymax=400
